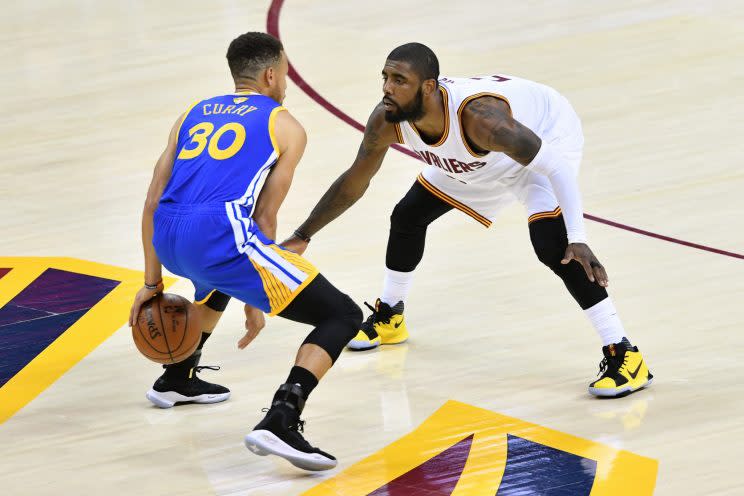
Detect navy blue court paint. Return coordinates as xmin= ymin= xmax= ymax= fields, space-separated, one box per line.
xmin=368 ymin=434 xmax=474 ymax=496
xmin=496 ymin=434 xmax=597 ymax=495
xmin=0 ymin=268 xmax=119 ymax=387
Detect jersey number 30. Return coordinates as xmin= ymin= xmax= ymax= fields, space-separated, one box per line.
xmin=178 ymin=122 xmax=246 ymax=160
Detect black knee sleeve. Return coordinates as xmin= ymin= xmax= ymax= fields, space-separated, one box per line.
xmin=529 ymin=216 xmax=607 ymax=309
xmin=279 ymin=274 xmax=362 ymax=363
xmin=386 ymin=181 xmax=452 ymax=272
xmin=204 ymin=290 xmax=230 ymax=312
xmin=301 ymin=294 xmax=362 ymax=362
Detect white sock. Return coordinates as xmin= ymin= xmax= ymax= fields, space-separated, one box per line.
xmin=584 ymin=297 xmax=628 ymax=346
xmin=380 ymin=268 xmax=414 ymax=307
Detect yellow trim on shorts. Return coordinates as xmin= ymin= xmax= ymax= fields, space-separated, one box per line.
xmin=269 ymin=270 xmax=319 ymax=317
xmin=268 ymin=106 xmax=287 ymax=157
xmin=417 ymin=174 xmax=492 ymax=228
xmin=194 ymin=289 xmax=216 ymax=305
xmin=250 ymin=244 xmax=319 ymax=316
xmin=528 ymin=206 xmax=562 ymax=223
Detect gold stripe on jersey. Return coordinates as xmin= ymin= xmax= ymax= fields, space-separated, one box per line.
xmin=405 ymin=86 xmax=450 ymax=146
xmin=177 ymin=99 xmax=202 ymax=136
xmin=417 ymin=174 xmax=492 ymax=228
xmin=268 ymin=106 xmax=287 ymax=157
xmin=457 ymin=92 xmax=511 ymax=158
xmin=393 ymin=123 xmax=404 ymax=144
xmin=528 ymin=207 xmax=562 ymax=223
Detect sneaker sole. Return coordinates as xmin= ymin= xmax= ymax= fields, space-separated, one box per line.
xmin=244 ymin=430 xmax=337 ymax=471
xmin=588 ymin=377 xmax=653 ymax=398
xmin=146 ymin=389 xmax=231 ymax=409
xmin=347 ymin=337 xmax=408 ymax=351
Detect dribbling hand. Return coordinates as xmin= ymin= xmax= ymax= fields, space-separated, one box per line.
xmin=128 ymin=281 xmax=164 ymax=327
xmin=238 ymin=304 xmax=266 ymax=349
xmin=561 ymin=243 xmax=609 ymax=287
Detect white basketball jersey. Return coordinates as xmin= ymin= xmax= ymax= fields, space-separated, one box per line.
xmin=395 ymin=75 xmax=575 ymax=185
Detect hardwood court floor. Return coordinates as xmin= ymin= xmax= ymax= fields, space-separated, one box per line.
xmin=1 ymin=1 xmax=743 ymax=494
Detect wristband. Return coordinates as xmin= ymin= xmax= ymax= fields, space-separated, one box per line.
xmin=293 ymin=229 xmax=311 ymax=243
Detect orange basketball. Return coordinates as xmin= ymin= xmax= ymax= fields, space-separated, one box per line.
xmin=132 ymin=293 xmax=201 ymax=364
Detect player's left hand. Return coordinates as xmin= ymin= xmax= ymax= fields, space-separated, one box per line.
xmin=561 ymin=243 xmax=609 ymax=287
xmin=238 ymin=304 xmax=266 ymax=349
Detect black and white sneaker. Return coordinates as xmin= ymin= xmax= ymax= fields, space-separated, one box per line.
xmin=244 ymin=384 xmax=337 ymax=471
xmin=146 ymin=352 xmax=230 ymax=408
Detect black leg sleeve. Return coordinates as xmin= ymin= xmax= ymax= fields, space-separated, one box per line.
xmin=386 ymin=180 xmax=453 ymax=272
xmin=278 ymin=274 xmax=362 ymax=362
xmin=529 ymin=215 xmax=608 ymax=310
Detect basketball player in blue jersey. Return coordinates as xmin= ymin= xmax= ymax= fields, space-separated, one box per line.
xmin=128 ymin=32 xmax=359 ymax=471
xmin=283 ymin=43 xmax=652 ymax=398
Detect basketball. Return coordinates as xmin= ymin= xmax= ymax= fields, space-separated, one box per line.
xmin=132 ymin=293 xmax=201 ymax=364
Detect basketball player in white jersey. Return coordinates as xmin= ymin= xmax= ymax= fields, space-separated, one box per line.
xmin=283 ymin=43 xmax=652 ymax=398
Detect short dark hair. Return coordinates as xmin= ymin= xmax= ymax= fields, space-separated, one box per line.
xmin=226 ymin=32 xmax=284 ymax=80
xmin=387 ymin=43 xmax=439 ymax=85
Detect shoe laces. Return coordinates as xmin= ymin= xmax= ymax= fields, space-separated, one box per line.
xmin=363 ymin=300 xmax=392 ymax=325
xmin=596 ymin=354 xmax=628 ymax=377
xmin=194 ymin=365 xmax=220 ymax=373
xmin=261 ymin=407 xmax=306 ymax=433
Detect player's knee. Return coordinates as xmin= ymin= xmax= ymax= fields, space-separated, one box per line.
xmin=529 ymin=218 xmax=565 ymax=269
xmin=338 ymin=294 xmax=363 ymax=336
xmin=390 ymin=199 xmax=428 ymax=233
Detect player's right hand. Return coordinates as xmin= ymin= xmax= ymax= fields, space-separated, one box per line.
xmin=128 ymin=282 xmax=164 ymax=327
xmin=238 ymin=304 xmax=266 ymax=349
xmin=280 ymin=234 xmax=309 ymax=255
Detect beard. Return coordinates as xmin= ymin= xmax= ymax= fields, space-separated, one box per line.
xmin=383 ymin=88 xmax=424 ymax=123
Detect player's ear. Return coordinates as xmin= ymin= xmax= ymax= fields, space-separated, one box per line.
xmin=422 ymin=78 xmax=437 ymax=96
xmin=264 ymin=66 xmax=275 ymax=86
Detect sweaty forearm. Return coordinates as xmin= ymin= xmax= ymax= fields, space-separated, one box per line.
xmin=297 ymin=172 xmax=367 ymax=237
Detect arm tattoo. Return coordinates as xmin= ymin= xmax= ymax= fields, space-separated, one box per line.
xmin=467 ymin=97 xmax=541 ymax=165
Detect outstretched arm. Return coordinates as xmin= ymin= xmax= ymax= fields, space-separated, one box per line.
xmin=129 ymin=115 xmax=181 ymax=326
xmin=462 ymin=97 xmax=607 ymax=286
xmin=282 ymin=104 xmax=398 ymax=254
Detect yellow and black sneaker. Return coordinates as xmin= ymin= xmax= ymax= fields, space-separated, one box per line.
xmin=589 ymin=338 xmax=653 ymax=398
xmin=347 ymin=299 xmax=408 ymax=351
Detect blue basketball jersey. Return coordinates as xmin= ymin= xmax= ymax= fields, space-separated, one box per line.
xmin=153 ymin=92 xmax=319 ymax=315
xmin=160 ymin=92 xmax=284 ymax=215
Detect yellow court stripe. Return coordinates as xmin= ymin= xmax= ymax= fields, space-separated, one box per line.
xmin=0 ymin=257 xmax=178 ymax=425
xmin=0 ymin=260 xmax=47 ymax=309
xmin=304 ymin=400 xmax=657 ymax=496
